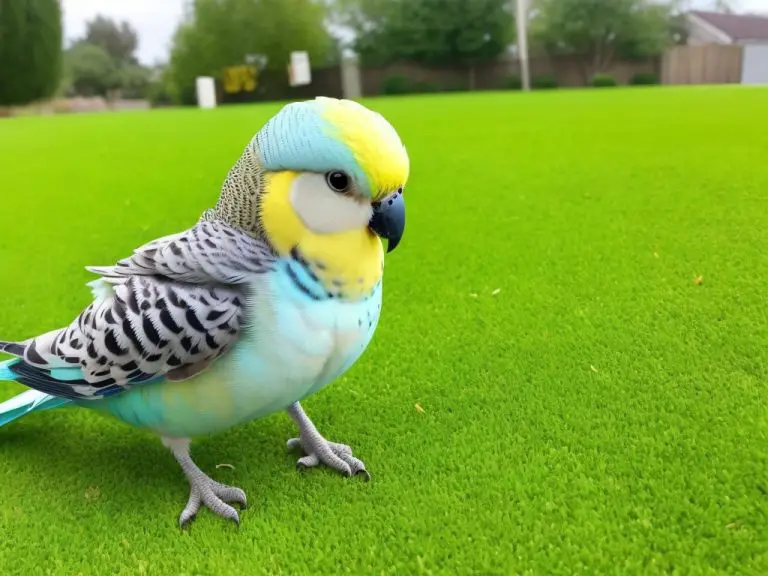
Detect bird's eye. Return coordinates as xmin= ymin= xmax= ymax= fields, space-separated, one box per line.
xmin=325 ymin=171 xmax=350 ymax=193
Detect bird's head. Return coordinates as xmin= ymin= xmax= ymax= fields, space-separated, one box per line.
xmin=206 ymin=97 xmax=409 ymax=299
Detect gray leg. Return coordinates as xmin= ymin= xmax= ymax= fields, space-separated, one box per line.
xmin=286 ymin=402 xmax=370 ymax=481
xmin=162 ymin=437 xmax=247 ymax=528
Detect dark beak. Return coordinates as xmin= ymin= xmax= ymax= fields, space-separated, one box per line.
xmin=369 ymin=190 xmax=405 ymax=253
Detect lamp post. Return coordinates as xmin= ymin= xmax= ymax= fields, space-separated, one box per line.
xmin=516 ymin=0 xmax=530 ymax=91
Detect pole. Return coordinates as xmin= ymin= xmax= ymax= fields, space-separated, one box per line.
xmin=516 ymin=0 xmax=530 ymax=91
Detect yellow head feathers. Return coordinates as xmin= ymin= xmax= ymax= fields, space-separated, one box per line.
xmin=252 ymin=97 xmax=409 ymax=201
xmin=316 ymin=97 xmax=410 ymax=201
xmin=209 ymin=98 xmax=409 ymax=301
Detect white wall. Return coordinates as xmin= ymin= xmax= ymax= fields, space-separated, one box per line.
xmin=685 ymin=14 xmax=733 ymax=45
xmin=741 ymin=44 xmax=768 ymax=84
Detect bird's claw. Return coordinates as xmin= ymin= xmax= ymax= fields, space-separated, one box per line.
xmin=179 ymin=477 xmax=247 ymax=529
xmin=287 ymin=436 xmax=370 ymax=481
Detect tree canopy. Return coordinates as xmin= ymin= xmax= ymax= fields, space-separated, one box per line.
xmin=63 ymin=16 xmax=150 ymax=99
xmin=335 ymin=0 xmax=514 ymax=67
xmin=64 ymin=43 xmax=120 ymax=97
xmin=82 ymin=15 xmax=139 ymax=65
xmin=0 ymin=0 xmax=63 ymax=107
xmin=168 ymin=0 xmax=333 ymax=104
xmin=529 ymin=0 xmax=677 ymax=80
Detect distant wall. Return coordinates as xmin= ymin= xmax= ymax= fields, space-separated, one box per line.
xmin=359 ymin=56 xmax=660 ymax=95
xmin=526 ymin=56 xmax=660 ymax=87
xmin=204 ymin=45 xmax=763 ymax=105
xmin=661 ymin=44 xmax=743 ymax=84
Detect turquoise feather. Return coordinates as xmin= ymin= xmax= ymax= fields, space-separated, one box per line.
xmin=86 ymin=263 xmax=382 ymax=438
xmin=0 ymin=361 xmax=72 ymax=427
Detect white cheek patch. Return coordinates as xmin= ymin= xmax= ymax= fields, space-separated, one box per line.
xmin=289 ymin=172 xmax=373 ymax=234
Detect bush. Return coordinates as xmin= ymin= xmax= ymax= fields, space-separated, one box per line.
xmin=532 ymin=75 xmax=558 ymax=90
xmin=412 ymin=81 xmax=438 ymax=93
xmin=630 ymin=72 xmax=659 ymax=86
xmin=502 ymin=75 xmax=522 ymax=90
xmin=444 ymin=82 xmax=468 ymax=92
xmin=591 ymin=74 xmax=617 ymax=88
xmin=381 ymin=75 xmax=412 ymax=95
xmin=147 ymin=80 xmax=174 ymax=107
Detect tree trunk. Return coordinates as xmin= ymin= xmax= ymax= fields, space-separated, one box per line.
xmin=467 ymin=65 xmax=476 ymax=90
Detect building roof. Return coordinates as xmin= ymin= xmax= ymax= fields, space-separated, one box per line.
xmin=689 ymin=10 xmax=768 ymax=42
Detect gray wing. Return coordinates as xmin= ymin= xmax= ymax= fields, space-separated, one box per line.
xmin=86 ymin=219 xmax=275 ymax=285
xmin=3 ymin=221 xmax=276 ymax=400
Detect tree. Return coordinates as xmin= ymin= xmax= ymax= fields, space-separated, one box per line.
xmin=529 ymin=0 xmax=674 ymax=82
xmin=83 ymin=15 xmax=139 ymax=65
xmin=64 ymin=42 xmax=120 ymax=97
xmin=335 ymin=0 xmax=513 ymax=75
xmin=0 ymin=0 xmax=63 ymax=107
xmin=64 ymin=15 xmax=152 ymax=100
xmin=168 ymin=0 xmax=333 ymax=105
xmin=119 ymin=64 xmax=151 ymax=99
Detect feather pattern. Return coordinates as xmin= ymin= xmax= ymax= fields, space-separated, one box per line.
xmin=2 ymin=221 xmax=278 ymax=401
xmin=86 ymin=220 xmax=276 ymax=285
xmin=8 ymin=276 xmax=245 ymax=399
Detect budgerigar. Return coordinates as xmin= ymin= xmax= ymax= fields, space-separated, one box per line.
xmin=0 ymin=97 xmax=409 ymax=527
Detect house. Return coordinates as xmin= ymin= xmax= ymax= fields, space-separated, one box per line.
xmin=686 ymin=10 xmax=768 ymax=45
xmin=683 ymin=11 xmax=768 ymax=85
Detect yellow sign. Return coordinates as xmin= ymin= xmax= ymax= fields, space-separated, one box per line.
xmin=223 ymin=65 xmax=257 ymax=94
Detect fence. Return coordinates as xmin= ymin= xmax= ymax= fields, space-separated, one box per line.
xmin=358 ymin=56 xmax=659 ymax=95
xmin=211 ymin=55 xmax=661 ymax=104
xmin=661 ymin=44 xmax=743 ymax=85
xmin=203 ymin=44 xmax=756 ymax=106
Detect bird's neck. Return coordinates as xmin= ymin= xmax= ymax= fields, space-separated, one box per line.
xmin=255 ymin=173 xmax=384 ymax=301
xmin=281 ymin=234 xmax=383 ymax=301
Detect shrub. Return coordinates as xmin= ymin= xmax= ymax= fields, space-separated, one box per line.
xmin=444 ymin=82 xmax=468 ymax=92
xmin=532 ymin=75 xmax=558 ymax=89
xmin=147 ymin=81 xmax=174 ymax=107
xmin=381 ymin=75 xmax=412 ymax=95
xmin=630 ymin=72 xmax=659 ymax=86
xmin=412 ymin=81 xmax=438 ymax=93
xmin=591 ymin=74 xmax=618 ymax=88
xmin=502 ymin=75 xmax=522 ymax=90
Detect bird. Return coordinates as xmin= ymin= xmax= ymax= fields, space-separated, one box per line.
xmin=0 ymin=96 xmax=409 ymax=527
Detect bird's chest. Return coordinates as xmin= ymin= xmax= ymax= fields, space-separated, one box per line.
xmin=229 ymin=268 xmax=382 ymax=414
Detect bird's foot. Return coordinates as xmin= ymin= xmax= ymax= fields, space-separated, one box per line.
xmin=179 ymin=475 xmax=248 ymax=528
xmin=286 ymin=402 xmax=370 ymax=481
xmin=287 ymin=435 xmax=370 ymax=480
xmin=163 ymin=437 xmax=247 ymax=528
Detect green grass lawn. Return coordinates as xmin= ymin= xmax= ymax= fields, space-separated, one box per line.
xmin=0 ymin=86 xmax=766 ymax=575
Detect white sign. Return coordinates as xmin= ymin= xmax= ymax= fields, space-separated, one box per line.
xmin=289 ymin=51 xmax=311 ymax=87
xmin=196 ymin=76 xmax=217 ymax=109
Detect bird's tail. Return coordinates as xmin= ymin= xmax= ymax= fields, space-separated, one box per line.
xmin=0 ymin=354 xmax=71 ymax=428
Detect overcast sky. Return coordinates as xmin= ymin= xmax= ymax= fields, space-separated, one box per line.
xmin=62 ymin=0 xmax=768 ymax=65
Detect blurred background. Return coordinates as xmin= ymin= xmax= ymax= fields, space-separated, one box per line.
xmin=1 ymin=0 xmax=767 ymax=114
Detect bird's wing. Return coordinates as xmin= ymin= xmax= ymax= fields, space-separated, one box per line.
xmin=2 ymin=221 xmax=277 ymax=400
xmin=86 ymin=219 xmax=275 ymax=285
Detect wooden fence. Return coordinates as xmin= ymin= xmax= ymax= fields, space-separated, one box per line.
xmin=354 ymin=56 xmax=660 ymax=96
xmin=199 ymin=44 xmax=749 ymax=106
xmin=661 ymin=44 xmax=743 ymax=85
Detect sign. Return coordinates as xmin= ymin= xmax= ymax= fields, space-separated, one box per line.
xmin=195 ymin=76 xmax=217 ymax=109
xmin=288 ymin=51 xmax=311 ymax=86
xmin=222 ymin=65 xmax=258 ymax=94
